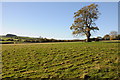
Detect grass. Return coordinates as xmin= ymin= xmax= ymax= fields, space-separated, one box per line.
xmin=1 ymin=41 xmax=120 ymax=79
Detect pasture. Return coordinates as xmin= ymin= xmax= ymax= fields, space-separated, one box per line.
xmin=1 ymin=41 xmax=119 ymax=79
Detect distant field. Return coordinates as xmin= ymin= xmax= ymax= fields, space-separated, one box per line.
xmin=1 ymin=41 xmax=119 ymax=79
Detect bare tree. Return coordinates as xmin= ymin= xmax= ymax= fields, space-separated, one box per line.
xmin=109 ymin=31 xmax=118 ymax=40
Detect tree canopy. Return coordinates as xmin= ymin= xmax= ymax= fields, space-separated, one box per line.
xmin=70 ymin=4 xmax=100 ymax=42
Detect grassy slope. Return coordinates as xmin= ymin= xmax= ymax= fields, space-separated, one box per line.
xmin=1 ymin=42 xmax=119 ymax=79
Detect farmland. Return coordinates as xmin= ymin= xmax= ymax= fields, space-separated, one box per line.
xmin=1 ymin=41 xmax=120 ymax=79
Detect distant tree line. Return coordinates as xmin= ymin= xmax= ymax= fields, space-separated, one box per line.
xmin=0 ymin=38 xmax=85 ymax=43
xmin=0 ymin=34 xmax=85 ymax=43
xmin=103 ymin=31 xmax=120 ymax=40
xmin=23 ymin=38 xmax=85 ymax=43
xmin=0 ymin=32 xmax=120 ymax=44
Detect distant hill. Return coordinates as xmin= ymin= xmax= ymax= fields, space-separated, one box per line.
xmin=6 ymin=34 xmax=17 ymax=37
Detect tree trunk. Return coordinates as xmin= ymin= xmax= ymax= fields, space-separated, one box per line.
xmin=86 ymin=31 xmax=91 ymax=42
xmin=86 ymin=36 xmax=91 ymax=42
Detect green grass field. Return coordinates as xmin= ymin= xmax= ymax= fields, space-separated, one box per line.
xmin=1 ymin=41 xmax=120 ymax=79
